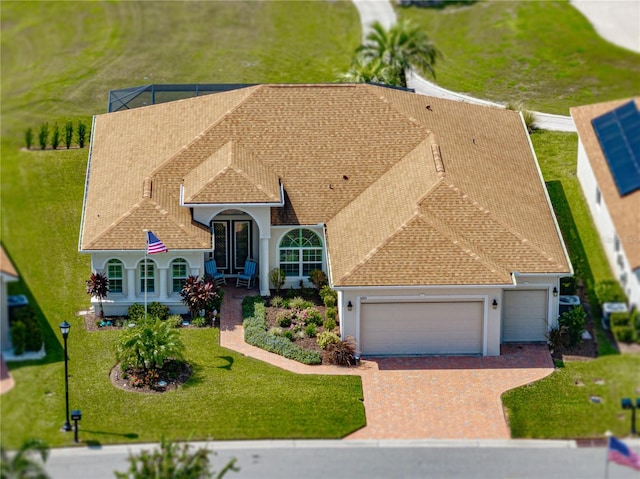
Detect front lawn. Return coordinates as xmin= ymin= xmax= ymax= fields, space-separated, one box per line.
xmin=0 ymin=0 xmax=364 ymax=448
xmin=398 ymin=1 xmax=640 ymax=115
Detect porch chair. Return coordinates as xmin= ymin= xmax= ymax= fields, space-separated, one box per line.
xmin=236 ymin=259 xmax=257 ymax=289
xmin=204 ymin=259 xmax=226 ymax=286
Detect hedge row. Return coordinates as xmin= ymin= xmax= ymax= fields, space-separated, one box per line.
xmin=610 ymin=309 xmax=640 ymax=345
xmin=243 ymin=301 xmax=321 ymax=365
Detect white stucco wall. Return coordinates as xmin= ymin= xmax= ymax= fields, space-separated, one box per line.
xmin=576 ymin=141 xmax=639 ymax=308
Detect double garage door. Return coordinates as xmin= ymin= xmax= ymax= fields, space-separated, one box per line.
xmin=360 ymin=301 xmax=483 ymax=356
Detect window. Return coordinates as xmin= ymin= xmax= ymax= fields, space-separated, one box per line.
xmin=279 ymin=229 xmax=323 ymax=277
xmin=106 ymin=259 xmax=124 ymax=293
xmin=139 ymin=259 xmax=155 ymax=293
xmin=171 ymin=258 xmax=188 ymax=293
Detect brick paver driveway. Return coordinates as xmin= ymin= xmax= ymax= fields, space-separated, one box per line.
xmin=220 ymin=287 xmax=554 ymax=440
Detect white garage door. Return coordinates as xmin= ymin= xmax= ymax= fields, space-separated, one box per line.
xmin=502 ymin=290 xmax=548 ymax=342
xmin=360 ymin=301 xmax=483 ymax=356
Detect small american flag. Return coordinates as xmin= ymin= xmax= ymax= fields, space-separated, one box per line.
xmin=608 ymin=436 xmax=640 ymax=471
xmin=147 ymin=231 xmax=168 ymax=254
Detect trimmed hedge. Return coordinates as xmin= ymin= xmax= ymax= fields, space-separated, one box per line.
xmin=243 ymin=300 xmax=321 ymax=365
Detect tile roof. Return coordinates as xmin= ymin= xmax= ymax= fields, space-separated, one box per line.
xmin=81 ymin=84 xmax=571 ymax=285
xmin=571 ymin=98 xmax=640 ymax=270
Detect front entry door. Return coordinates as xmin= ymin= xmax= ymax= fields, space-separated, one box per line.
xmin=213 ymin=220 xmax=251 ymax=274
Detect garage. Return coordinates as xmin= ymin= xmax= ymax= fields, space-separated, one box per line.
xmin=502 ymin=290 xmax=548 ymax=342
xmin=360 ymin=301 xmax=484 ymax=356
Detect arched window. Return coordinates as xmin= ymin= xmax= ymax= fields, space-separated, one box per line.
xmin=106 ymin=259 xmax=124 ymax=294
xmin=279 ymin=229 xmax=323 ymax=277
xmin=171 ymin=258 xmax=189 ymax=293
xmin=139 ymin=259 xmax=156 ymax=293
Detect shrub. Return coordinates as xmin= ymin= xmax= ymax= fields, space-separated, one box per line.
xmin=595 ymin=280 xmax=627 ymax=304
xmin=319 ymin=285 xmax=337 ymax=304
xmin=299 ymin=307 xmax=323 ymax=326
xmin=166 ymin=315 xmax=183 ymax=328
xmin=148 ymin=301 xmax=170 ymax=321
xmin=192 ymin=316 xmax=208 ymax=328
xmin=269 ymin=268 xmax=286 ymax=294
xmin=506 ymin=101 xmax=536 ymax=133
xmin=77 ymin=120 xmax=87 ymax=148
xmin=128 ymin=303 xmax=146 ymax=322
xmin=289 ymin=296 xmax=312 ymax=310
xmin=317 ymin=331 xmax=341 ymax=350
xmin=633 ymin=309 xmax=640 ymax=332
xmin=308 ymin=269 xmax=328 ymax=290
xmin=276 ymin=310 xmax=294 ymax=328
xmin=10 ymin=321 xmax=26 ymax=355
xmin=323 ymin=317 xmax=337 ymax=331
xmin=323 ymin=339 xmax=357 ymax=366
xmin=323 ymin=294 xmax=336 ymax=308
xmin=38 ymin=122 xmax=48 ymax=150
xmin=558 ymin=305 xmax=586 ymax=347
xmin=270 ymin=296 xmax=284 ymax=308
xmin=24 ymin=127 xmax=33 ymax=149
xmin=560 ymin=276 xmax=577 ymax=295
xmin=612 ymin=325 xmax=634 ymax=343
xmin=305 ymin=323 xmax=317 ymax=338
xmin=294 ymin=330 xmax=306 ymax=340
xmin=269 ymin=327 xmax=283 ymax=336
xmin=325 ymin=307 xmax=337 ymax=322
xmin=610 ymin=311 xmax=630 ymax=327
xmin=243 ymin=305 xmax=321 ymax=365
xmin=282 ymin=329 xmax=294 ymax=341
xmin=242 ymin=296 xmax=265 ymax=319
xmin=180 ymin=275 xmax=219 ymax=319
xmin=51 ymin=122 xmax=60 ymax=149
xmin=64 ymin=121 xmax=73 ymax=148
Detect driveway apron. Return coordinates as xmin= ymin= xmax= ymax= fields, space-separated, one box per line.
xmin=219 ymin=286 xmax=554 ymax=440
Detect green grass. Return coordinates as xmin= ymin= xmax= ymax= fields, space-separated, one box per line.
xmin=0 ymin=0 xmax=363 ymax=448
xmin=398 ymin=1 xmax=640 ymax=115
xmin=503 ymin=354 xmax=640 ymax=438
xmin=532 ymin=131 xmax=620 ymax=356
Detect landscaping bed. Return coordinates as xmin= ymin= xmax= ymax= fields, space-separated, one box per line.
xmin=110 ymin=360 xmax=192 ymax=394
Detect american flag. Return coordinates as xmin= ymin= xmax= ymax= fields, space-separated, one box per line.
xmin=608 ymin=436 xmax=640 ymax=471
xmin=147 ymin=231 xmax=168 ymax=254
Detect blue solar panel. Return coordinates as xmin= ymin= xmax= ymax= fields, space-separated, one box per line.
xmin=591 ymin=100 xmax=640 ymax=196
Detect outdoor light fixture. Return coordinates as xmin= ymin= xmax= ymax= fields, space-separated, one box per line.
xmin=553 ymin=287 xmax=558 ymax=297
xmin=59 ymin=321 xmax=72 ymax=432
xmin=621 ymin=398 xmax=638 ymax=436
xmin=71 ymin=410 xmax=82 ymax=443
xmin=492 ymin=299 xmax=498 ymax=309
xmin=347 ymin=301 xmax=353 ymax=311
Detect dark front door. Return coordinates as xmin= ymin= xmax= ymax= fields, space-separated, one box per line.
xmin=212 ymin=220 xmax=251 ymax=274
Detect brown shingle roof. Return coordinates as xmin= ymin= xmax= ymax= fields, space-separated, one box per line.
xmin=0 ymin=245 xmax=18 ymax=278
xmin=81 ymin=84 xmax=571 ymax=284
xmin=571 ymin=98 xmax=640 ymax=271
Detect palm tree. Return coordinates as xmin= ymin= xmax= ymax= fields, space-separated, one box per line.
xmin=86 ymin=272 xmax=109 ymax=318
xmin=339 ymin=55 xmax=400 ymax=86
xmin=0 ymin=438 xmax=50 ymax=479
xmin=352 ymin=19 xmax=441 ymax=87
xmin=116 ymin=318 xmax=185 ymax=373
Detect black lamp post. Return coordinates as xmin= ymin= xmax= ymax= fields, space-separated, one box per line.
xmin=59 ymin=321 xmax=72 ymax=432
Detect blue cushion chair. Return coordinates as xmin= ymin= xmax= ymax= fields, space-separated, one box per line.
xmin=204 ymin=259 xmax=226 ymax=286
xmin=236 ymin=259 xmax=257 ymax=289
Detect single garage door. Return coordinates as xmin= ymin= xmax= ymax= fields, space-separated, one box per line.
xmin=502 ymin=290 xmax=548 ymax=342
xmin=360 ymin=301 xmax=483 ymax=356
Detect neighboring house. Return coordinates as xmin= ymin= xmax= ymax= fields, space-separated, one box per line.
xmin=79 ymin=84 xmax=572 ymax=357
xmin=571 ymin=98 xmax=640 ymax=309
xmin=1 ymin=245 xmax=19 ymax=352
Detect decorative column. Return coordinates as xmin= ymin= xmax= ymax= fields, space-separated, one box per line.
xmin=126 ymin=268 xmax=136 ymax=300
xmin=259 ymin=237 xmax=270 ymax=296
xmin=158 ymin=267 xmax=168 ymax=300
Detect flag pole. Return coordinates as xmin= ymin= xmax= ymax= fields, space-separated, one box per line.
xmin=144 ymin=230 xmax=148 ymax=320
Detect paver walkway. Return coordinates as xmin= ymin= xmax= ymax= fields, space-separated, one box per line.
xmin=219 ymin=286 xmax=554 ymax=440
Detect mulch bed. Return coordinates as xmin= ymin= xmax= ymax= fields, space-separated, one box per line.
xmin=110 ymin=361 xmax=192 ymax=394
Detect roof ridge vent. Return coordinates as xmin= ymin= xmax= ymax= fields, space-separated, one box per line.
xmin=142 ymin=177 xmax=152 ymax=198
xmin=431 ymin=143 xmax=445 ymax=176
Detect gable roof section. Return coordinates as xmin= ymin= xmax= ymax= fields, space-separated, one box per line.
xmin=182 ymin=141 xmax=281 ymax=204
xmin=571 ymin=98 xmax=640 ymax=270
